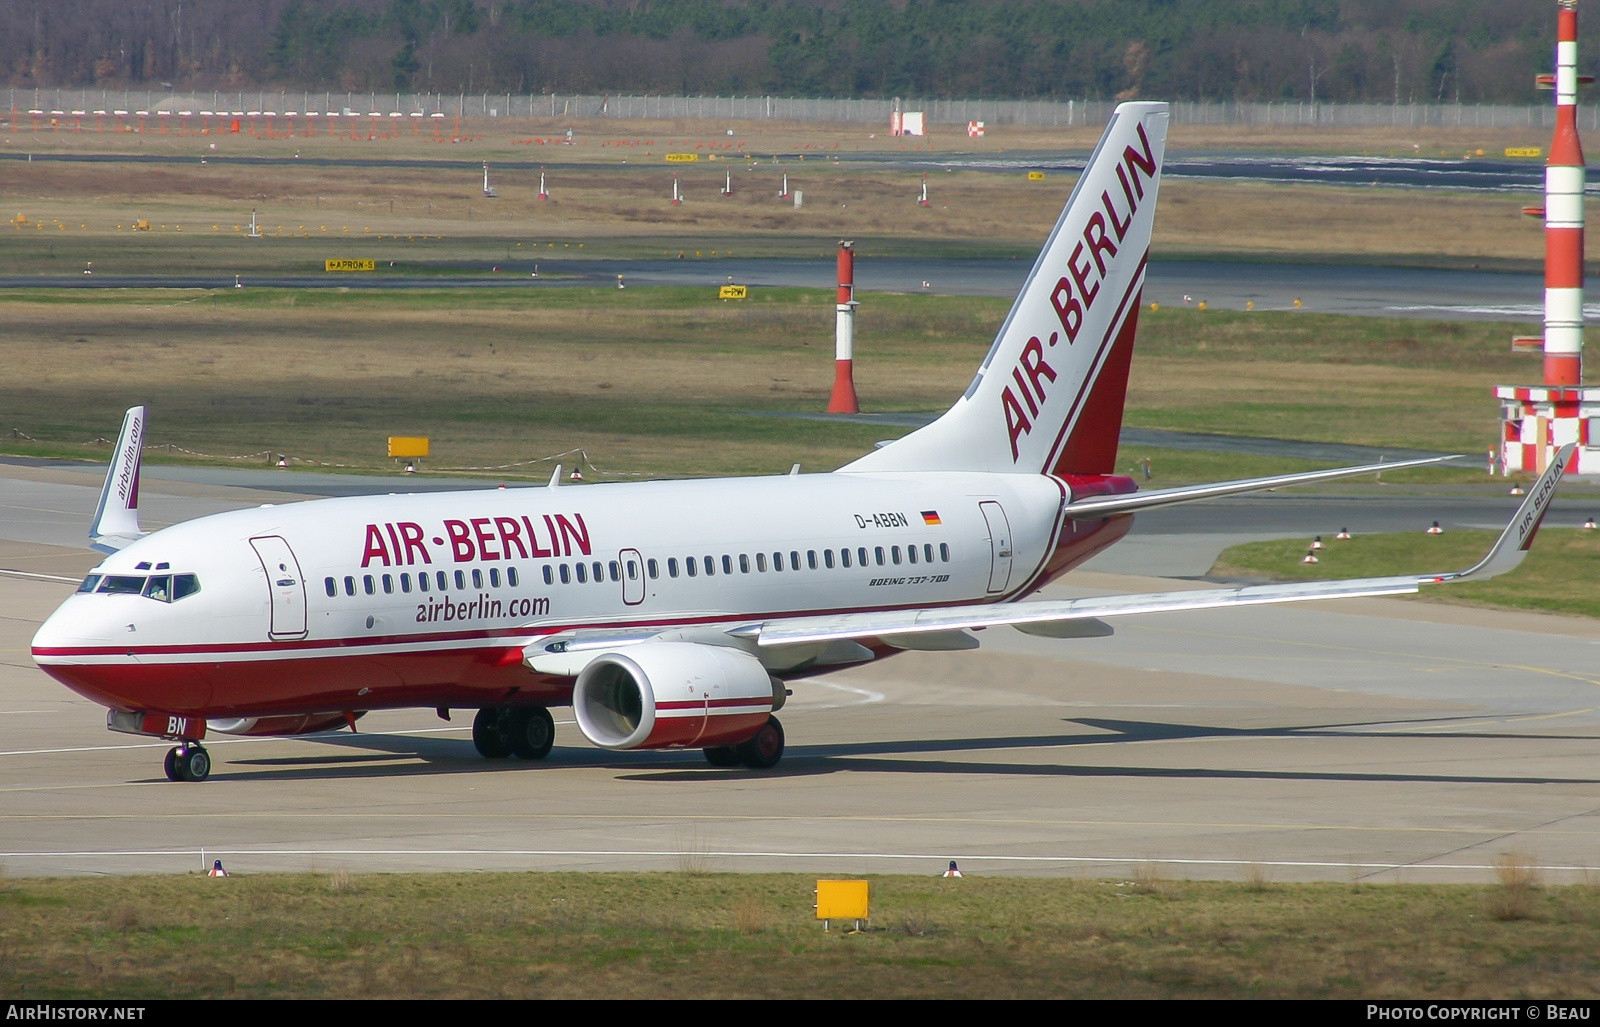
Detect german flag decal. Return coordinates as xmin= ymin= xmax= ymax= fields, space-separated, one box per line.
xmin=921 ymin=511 xmax=942 ymax=526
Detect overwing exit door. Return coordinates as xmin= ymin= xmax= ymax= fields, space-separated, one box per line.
xmin=979 ymin=501 xmax=1013 ymax=594
xmin=250 ymin=535 xmax=308 ymax=639
xmin=620 ymin=548 xmax=646 ymax=605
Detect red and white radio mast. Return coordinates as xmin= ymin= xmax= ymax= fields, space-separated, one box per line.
xmin=1496 ymin=0 xmax=1598 ymax=475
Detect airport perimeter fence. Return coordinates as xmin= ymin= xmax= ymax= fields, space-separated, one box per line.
xmin=7 ymin=88 xmax=1598 ymax=132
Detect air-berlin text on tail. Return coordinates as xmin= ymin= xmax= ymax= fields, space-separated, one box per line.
xmin=360 ymin=512 xmax=592 ymax=567
xmin=1003 ymin=121 xmax=1157 ymax=461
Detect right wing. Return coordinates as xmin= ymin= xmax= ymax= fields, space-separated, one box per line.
xmin=89 ymin=405 xmax=146 ymax=554
xmin=749 ymin=445 xmax=1573 ymax=649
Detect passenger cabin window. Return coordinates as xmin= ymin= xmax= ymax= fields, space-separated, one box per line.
xmin=508 ymin=567 xmax=519 ymax=587
xmin=324 ymin=577 xmax=337 ymax=597
xmin=362 ymin=575 xmax=375 ymax=596
xmin=454 ymin=570 xmax=466 ymax=590
xmin=401 ymin=573 xmax=412 ymax=593
xmin=940 ymin=543 xmax=951 ymax=562
xmin=907 ymin=546 xmax=918 ymax=564
xmin=823 ymin=550 xmax=834 ymax=569
xmin=721 ymin=555 xmax=732 ymax=575
xmin=891 ymin=546 xmax=901 ymax=565
xmin=740 ymin=554 xmax=751 ymax=574
xmin=685 ymin=558 xmax=696 ymax=578
xmin=382 ymin=574 xmax=394 ymax=594
xmin=592 ymin=561 xmax=603 ymax=582
xmin=418 ymin=573 xmax=430 ymax=593
xmin=489 ymin=568 xmax=501 ymax=588
xmin=840 ymin=548 xmax=851 ymax=568
xmin=755 ymin=553 xmax=766 ymax=572
xmin=343 ymin=575 xmax=356 ymax=596
xmin=471 ymin=569 xmax=483 ymax=590
xmin=576 ymin=563 xmax=587 ymax=584
xmin=543 ymin=565 xmax=554 ymax=585
xmin=924 ymin=544 xmax=934 ymax=563
xmin=608 ymin=560 xmax=620 ymax=582
xmin=559 ymin=564 xmax=570 ymax=584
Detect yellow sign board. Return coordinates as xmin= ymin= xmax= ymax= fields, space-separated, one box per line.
xmin=1504 ymin=147 xmax=1543 ymax=158
xmin=718 ymin=285 xmax=748 ymax=299
xmin=815 ymin=880 xmax=869 ymax=921
xmin=665 ymin=153 xmax=699 ymax=162
xmin=326 ymin=259 xmax=376 ymax=271
xmin=1027 ymin=170 xmax=1045 ymax=181
xmin=387 ymin=437 xmax=430 ymax=458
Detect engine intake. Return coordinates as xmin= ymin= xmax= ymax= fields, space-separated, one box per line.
xmin=573 ymin=642 xmax=781 ymax=750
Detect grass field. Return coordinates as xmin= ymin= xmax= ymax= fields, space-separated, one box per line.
xmin=1210 ymin=529 xmax=1600 ymax=619
xmin=0 ymin=288 xmax=1548 ymax=481
xmin=2 ymin=870 xmax=1597 ymax=999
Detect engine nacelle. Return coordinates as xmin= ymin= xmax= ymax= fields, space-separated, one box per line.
xmin=208 ymin=712 xmax=360 ymax=736
xmin=573 ymin=642 xmax=781 ymax=750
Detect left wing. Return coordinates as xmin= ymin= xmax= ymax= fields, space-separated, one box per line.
xmin=749 ymin=444 xmax=1572 ymax=650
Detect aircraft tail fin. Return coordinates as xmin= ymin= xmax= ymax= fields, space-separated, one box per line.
xmin=842 ymin=101 xmax=1168 ymax=477
xmin=89 ymin=405 xmax=146 ymax=554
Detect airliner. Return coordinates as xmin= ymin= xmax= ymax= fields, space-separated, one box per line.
xmin=30 ymin=101 xmax=1571 ymax=782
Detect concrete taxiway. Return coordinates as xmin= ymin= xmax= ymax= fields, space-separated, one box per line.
xmin=3 ymin=462 xmax=1598 ymax=882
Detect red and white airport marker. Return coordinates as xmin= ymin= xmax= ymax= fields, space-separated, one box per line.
xmin=1544 ymin=0 xmax=1587 ymax=386
xmin=827 ymin=241 xmax=860 ymax=414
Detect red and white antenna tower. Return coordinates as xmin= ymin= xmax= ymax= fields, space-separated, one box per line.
xmin=827 ymin=241 xmax=861 ymax=413
xmin=1543 ymin=0 xmax=1587 ymax=386
xmin=538 ymin=168 xmax=548 ymax=200
xmin=1496 ymin=0 xmax=1599 ymax=475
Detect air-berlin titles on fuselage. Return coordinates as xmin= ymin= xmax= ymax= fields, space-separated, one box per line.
xmin=360 ymin=512 xmax=592 ymax=567
xmin=1001 ymin=123 xmax=1158 ymax=461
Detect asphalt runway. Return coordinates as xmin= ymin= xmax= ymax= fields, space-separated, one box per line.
xmin=0 ymin=259 xmax=1556 ymax=324
xmin=0 ymin=148 xmax=1567 ymax=194
xmin=4 ymin=459 xmax=1600 ymax=882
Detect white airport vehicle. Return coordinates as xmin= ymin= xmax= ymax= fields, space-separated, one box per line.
xmin=30 ymin=102 xmax=1572 ymax=781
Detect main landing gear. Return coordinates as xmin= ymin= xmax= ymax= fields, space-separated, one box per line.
xmin=473 ymin=706 xmax=555 ymax=760
xmin=163 ymin=743 xmax=212 ymax=782
xmin=703 ymin=715 xmax=785 ymax=770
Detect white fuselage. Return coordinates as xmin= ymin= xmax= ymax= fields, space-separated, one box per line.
xmin=33 ymin=471 xmax=1109 ymax=719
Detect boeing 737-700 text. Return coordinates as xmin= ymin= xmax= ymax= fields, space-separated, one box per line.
xmin=30 ymin=102 xmax=1572 ymax=781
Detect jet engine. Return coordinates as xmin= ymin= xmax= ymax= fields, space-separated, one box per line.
xmin=573 ymin=642 xmax=783 ymax=750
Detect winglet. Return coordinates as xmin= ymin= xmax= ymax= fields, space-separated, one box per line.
xmin=1424 ymin=443 xmax=1574 ymax=585
xmin=89 ymin=405 xmax=146 ymax=554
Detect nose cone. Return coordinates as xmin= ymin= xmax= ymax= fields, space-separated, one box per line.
xmin=31 ymin=595 xmax=211 ymax=713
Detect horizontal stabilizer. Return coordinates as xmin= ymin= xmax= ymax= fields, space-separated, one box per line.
xmin=1060 ymin=455 xmax=1460 ymax=519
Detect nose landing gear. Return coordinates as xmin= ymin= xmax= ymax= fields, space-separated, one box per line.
xmin=163 ymin=743 xmax=212 ymax=782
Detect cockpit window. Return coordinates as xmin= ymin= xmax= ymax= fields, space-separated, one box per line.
xmin=90 ymin=572 xmax=201 ymax=600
